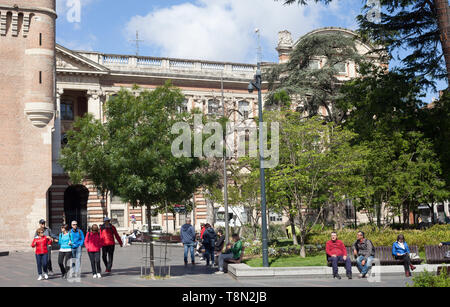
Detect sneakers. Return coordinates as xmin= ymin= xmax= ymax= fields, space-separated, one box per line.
xmin=214 ymin=271 xmax=224 ymax=274
xmin=333 ymin=274 xmax=342 ymax=280
xmin=37 ymin=275 xmax=43 ymax=281
xmin=347 ymin=273 xmax=353 ymax=280
xmin=43 ymin=273 xmax=49 ymax=280
xmin=97 ymin=273 xmax=102 ymax=278
xmin=48 ymin=270 xmax=54 ymax=276
xmin=93 ymin=274 xmax=97 ymax=278
xmin=61 ymin=273 xmax=67 ymax=279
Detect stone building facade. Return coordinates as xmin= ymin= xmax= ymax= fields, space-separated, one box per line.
xmin=0 ymin=0 xmax=388 ymax=248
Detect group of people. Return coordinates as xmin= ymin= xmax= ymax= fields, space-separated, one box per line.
xmin=31 ymin=218 xmax=123 ymax=281
xmin=180 ymin=219 xmax=242 ymax=273
xmin=326 ymin=231 xmax=450 ymax=280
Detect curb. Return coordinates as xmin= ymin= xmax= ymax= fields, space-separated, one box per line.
xmin=228 ymin=263 xmax=443 ymax=279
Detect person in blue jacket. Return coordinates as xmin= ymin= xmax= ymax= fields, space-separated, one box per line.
xmin=180 ymin=218 xmax=196 ymax=266
xmin=69 ymin=220 xmax=85 ymax=277
xmin=392 ymin=234 xmax=416 ymax=277
xmin=57 ymin=224 xmax=72 ymax=279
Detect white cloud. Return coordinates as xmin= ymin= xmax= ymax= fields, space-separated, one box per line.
xmin=125 ymin=0 xmax=332 ymax=63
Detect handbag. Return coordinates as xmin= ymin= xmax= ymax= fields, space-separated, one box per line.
xmin=409 ymin=253 xmax=420 ymax=260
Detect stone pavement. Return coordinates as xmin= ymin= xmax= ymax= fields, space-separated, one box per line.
xmin=0 ymin=244 xmax=414 ymax=287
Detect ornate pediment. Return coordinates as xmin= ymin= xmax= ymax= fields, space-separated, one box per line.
xmin=56 ymin=44 xmax=109 ymax=75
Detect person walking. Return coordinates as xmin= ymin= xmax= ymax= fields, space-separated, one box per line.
xmin=69 ymin=220 xmax=85 ymax=277
xmin=392 ymin=234 xmax=416 ymax=277
xmin=180 ymin=218 xmax=196 ymax=266
xmin=34 ymin=219 xmax=57 ymax=275
xmin=85 ymin=224 xmax=104 ymax=278
xmin=216 ymin=233 xmax=242 ymax=274
xmin=57 ymin=224 xmax=72 ymax=279
xmin=202 ymin=224 xmax=216 ymax=267
xmin=326 ymin=232 xmax=352 ymax=280
xmin=31 ymin=228 xmax=53 ymax=280
xmin=100 ymin=217 xmax=123 ymax=273
xmin=352 ymin=231 xmax=375 ymax=278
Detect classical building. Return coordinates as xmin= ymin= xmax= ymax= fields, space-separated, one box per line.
xmin=0 ymin=0 xmax=393 ymax=249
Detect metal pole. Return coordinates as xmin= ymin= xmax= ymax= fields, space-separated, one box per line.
xmin=222 ymin=74 xmax=230 ymax=245
xmin=255 ymin=29 xmax=269 ymax=268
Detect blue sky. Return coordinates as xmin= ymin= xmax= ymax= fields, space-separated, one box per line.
xmin=55 ymin=0 xmax=446 ymax=102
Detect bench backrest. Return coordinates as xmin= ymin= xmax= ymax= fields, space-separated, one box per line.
xmin=375 ymin=245 xmax=419 ymax=260
xmin=425 ymin=245 xmax=450 ymax=264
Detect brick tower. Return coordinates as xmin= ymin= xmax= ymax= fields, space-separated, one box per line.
xmin=0 ymin=0 xmax=56 ymax=248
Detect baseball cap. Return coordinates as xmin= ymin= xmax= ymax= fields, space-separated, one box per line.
xmin=39 ymin=219 xmax=46 ymax=224
xmin=104 ymin=217 xmax=111 ymax=222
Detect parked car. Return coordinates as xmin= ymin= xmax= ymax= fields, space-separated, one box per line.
xmin=140 ymin=224 xmax=163 ymax=235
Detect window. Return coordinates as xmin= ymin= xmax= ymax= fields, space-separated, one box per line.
xmin=61 ymin=100 xmax=74 ymax=120
xmin=269 ymin=212 xmax=283 ymax=222
xmin=178 ymin=213 xmax=186 ymax=226
xmin=39 ymin=71 xmax=42 ymax=84
xmin=308 ymin=60 xmax=319 ymax=70
xmin=178 ymin=99 xmax=188 ymax=113
xmin=39 ymin=33 xmax=42 ymax=46
xmin=238 ymin=101 xmax=250 ymax=119
xmin=111 ymin=210 xmax=124 ymax=228
xmin=208 ymin=99 xmax=219 ymax=115
xmin=333 ymin=62 xmax=347 ymax=74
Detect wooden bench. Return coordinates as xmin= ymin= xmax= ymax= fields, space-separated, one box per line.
xmin=327 ymin=246 xmax=423 ymax=267
xmin=425 ymin=245 xmax=450 ymax=264
xmin=326 ymin=247 xmax=357 ymax=267
xmin=223 ymin=246 xmax=245 ymax=273
xmin=375 ymin=245 xmax=423 ymax=265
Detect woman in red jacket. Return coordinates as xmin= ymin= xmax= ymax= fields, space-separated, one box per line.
xmin=85 ymin=224 xmax=104 ymax=278
xmin=31 ymin=228 xmax=53 ymax=280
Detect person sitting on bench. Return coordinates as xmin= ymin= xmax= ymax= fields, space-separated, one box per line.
xmin=326 ymin=232 xmax=352 ymax=280
xmin=392 ymin=234 xmax=416 ymax=277
xmin=215 ymin=233 xmax=242 ymax=274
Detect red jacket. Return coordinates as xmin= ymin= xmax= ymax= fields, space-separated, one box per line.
xmin=326 ymin=239 xmax=347 ymax=257
xmin=100 ymin=224 xmax=123 ymax=246
xmin=31 ymin=237 xmax=52 ymax=255
xmin=200 ymin=227 xmax=206 ymax=239
xmin=85 ymin=231 xmax=103 ymax=252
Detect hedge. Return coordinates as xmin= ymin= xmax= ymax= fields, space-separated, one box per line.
xmin=306 ymin=224 xmax=450 ymax=250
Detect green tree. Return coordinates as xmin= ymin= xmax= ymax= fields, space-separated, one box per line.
xmin=277 ymin=0 xmax=450 ymax=87
xmin=265 ymin=31 xmax=365 ymax=124
xmin=62 ymin=82 xmax=215 ymax=277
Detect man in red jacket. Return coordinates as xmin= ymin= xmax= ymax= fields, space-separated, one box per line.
xmin=326 ymin=232 xmax=352 ymax=280
xmin=100 ymin=217 xmax=123 ymax=273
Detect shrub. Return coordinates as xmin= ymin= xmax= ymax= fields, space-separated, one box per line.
xmin=408 ymin=268 xmax=450 ymax=287
xmin=306 ymin=224 xmax=450 ymax=250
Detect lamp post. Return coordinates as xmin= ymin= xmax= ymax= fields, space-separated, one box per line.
xmin=248 ymin=29 xmax=269 ymax=268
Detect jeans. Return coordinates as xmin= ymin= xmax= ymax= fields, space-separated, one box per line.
xmin=204 ymin=245 xmax=215 ymax=265
xmin=356 ymin=255 xmax=374 ymax=275
xmin=58 ymin=251 xmax=72 ymax=275
xmin=88 ymin=252 xmax=102 ymax=274
xmin=218 ymin=253 xmax=234 ymax=271
xmin=329 ymin=256 xmax=352 ymax=276
xmin=35 ymin=253 xmax=48 ymax=275
xmin=71 ymin=246 xmax=82 ymax=274
xmin=183 ymin=243 xmax=195 ymax=263
xmin=102 ymin=245 xmax=115 ymax=271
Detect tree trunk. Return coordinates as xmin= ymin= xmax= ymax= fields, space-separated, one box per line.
xmin=206 ymin=197 xmax=215 ymax=226
xmin=434 ymin=0 xmax=450 ymax=83
xmin=299 ymin=230 xmax=306 ymax=258
xmin=289 ymin=213 xmax=298 ymax=245
xmin=147 ymin=204 xmax=155 ymax=279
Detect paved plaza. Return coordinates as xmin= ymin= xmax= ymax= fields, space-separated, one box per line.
xmin=0 ymin=244 xmax=415 ymax=287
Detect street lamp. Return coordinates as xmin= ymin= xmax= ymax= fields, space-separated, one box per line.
xmin=248 ymin=29 xmax=269 ymax=268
